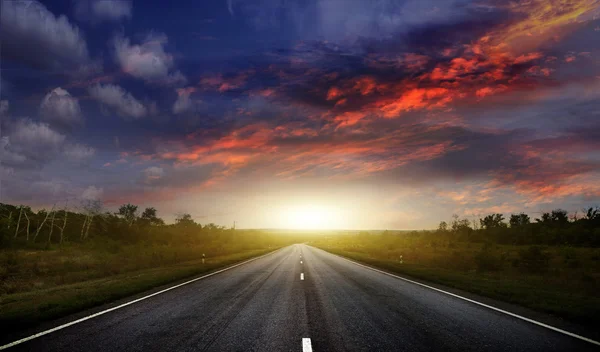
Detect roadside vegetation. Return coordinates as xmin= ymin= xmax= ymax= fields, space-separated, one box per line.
xmin=0 ymin=201 xmax=295 ymax=332
xmin=312 ymin=209 xmax=600 ymax=327
xmin=3 ymin=201 xmax=600 ymax=332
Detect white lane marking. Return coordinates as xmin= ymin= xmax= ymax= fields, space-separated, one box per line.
xmin=311 ymin=246 xmax=600 ymax=347
xmin=302 ymin=338 xmax=313 ymax=352
xmin=0 ymin=248 xmax=287 ymax=351
xmin=300 ymin=273 xmax=305 ymax=280
xmin=300 ymin=260 xmax=303 ymax=264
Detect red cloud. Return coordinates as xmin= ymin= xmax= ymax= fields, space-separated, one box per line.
xmin=115 ymin=0 xmax=600 ymax=207
xmin=199 ymin=70 xmax=255 ymax=92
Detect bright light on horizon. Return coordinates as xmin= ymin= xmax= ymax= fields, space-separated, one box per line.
xmin=279 ymin=204 xmax=342 ymax=230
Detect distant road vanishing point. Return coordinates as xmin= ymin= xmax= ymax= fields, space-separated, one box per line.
xmin=2 ymin=244 xmax=598 ymax=351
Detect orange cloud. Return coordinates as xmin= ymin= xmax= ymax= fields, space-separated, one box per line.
xmin=376 ymin=88 xmax=452 ymax=118
xmin=489 ymin=0 xmax=598 ymax=52
xmin=326 ymin=86 xmax=343 ymax=100
xmin=514 ymin=52 xmax=544 ymax=64
xmin=199 ymin=70 xmax=254 ymax=92
xmin=334 ymin=111 xmax=368 ymax=126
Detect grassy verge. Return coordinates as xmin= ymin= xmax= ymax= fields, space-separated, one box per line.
xmin=315 ymin=246 xmax=600 ymax=327
xmin=0 ymin=248 xmax=275 ymax=333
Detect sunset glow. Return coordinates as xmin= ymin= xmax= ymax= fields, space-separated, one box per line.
xmin=279 ymin=205 xmax=341 ymax=230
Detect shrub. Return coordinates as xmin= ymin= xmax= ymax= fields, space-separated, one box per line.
xmin=474 ymin=244 xmax=503 ymax=272
xmin=515 ymin=246 xmax=550 ymax=273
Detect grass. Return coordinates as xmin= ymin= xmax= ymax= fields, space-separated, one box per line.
xmin=313 ymin=241 xmax=600 ymax=327
xmin=0 ymin=248 xmax=275 ymax=333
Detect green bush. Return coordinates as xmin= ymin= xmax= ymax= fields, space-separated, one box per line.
xmin=475 ymin=245 xmax=503 ymax=272
xmin=515 ymin=246 xmax=550 ymax=273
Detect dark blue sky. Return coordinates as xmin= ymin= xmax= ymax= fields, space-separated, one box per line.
xmin=1 ymin=0 xmax=600 ymax=229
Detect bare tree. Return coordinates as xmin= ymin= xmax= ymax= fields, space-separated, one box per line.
xmin=14 ymin=206 xmax=23 ymax=238
xmin=23 ymin=211 xmax=30 ymax=241
xmin=84 ymin=211 xmax=94 ymax=239
xmin=81 ymin=200 xmax=102 ymax=240
xmin=48 ymin=211 xmax=56 ymax=244
xmin=33 ymin=205 xmax=55 ymax=242
xmin=56 ymin=203 xmax=69 ymax=244
xmin=80 ymin=215 xmax=88 ymax=240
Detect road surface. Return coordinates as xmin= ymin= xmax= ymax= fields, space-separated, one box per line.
xmin=3 ymin=244 xmax=598 ymax=351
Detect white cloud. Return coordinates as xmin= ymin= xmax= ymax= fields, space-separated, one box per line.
xmin=0 ymin=1 xmax=97 ymax=73
xmin=144 ymin=166 xmax=165 ymax=178
xmin=31 ymin=180 xmax=65 ymax=197
xmin=81 ymin=185 xmax=103 ymax=201
xmin=173 ymin=87 xmax=201 ymax=114
xmin=64 ymin=143 xmax=96 ymax=161
xmin=40 ymin=88 xmax=83 ymax=129
xmin=88 ymin=83 xmax=148 ymax=119
xmin=0 ymin=136 xmax=27 ymax=165
xmin=74 ymin=0 xmax=132 ymax=22
xmin=113 ymin=33 xmax=187 ymax=85
xmin=2 ymin=118 xmax=95 ymax=170
xmin=3 ymin=119 xmax=66 ymax=168
xmin=141 ymin=166 xmax=165 ymax=185
xmin=10 ymin=119 xmax=66 ymax=155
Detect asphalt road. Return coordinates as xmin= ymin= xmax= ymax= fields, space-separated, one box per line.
xmin=4 ymin=244 xmax=598 ymax=351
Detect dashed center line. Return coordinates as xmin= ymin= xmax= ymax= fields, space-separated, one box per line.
xmin=302 ymin=338 xmax=313 ymax=352
xmin=300 ymin=273 xmax=304 ymax=280
xmin=300 ymin=260 xmax=303 ymax=264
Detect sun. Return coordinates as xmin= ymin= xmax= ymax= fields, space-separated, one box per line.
xmin=280 ymin=205 xmax=338 ymax=230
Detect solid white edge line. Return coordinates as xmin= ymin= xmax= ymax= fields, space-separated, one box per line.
xmin=0 ymin=247 xmax=287 ymax=351
xmin=310 ymin=245 xmax=600 ymax=347
xmin=302 ymin=337 xmax=313 ymax=352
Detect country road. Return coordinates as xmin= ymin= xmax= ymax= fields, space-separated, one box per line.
xmin=3 ymin=244 xmax=598 ymax=351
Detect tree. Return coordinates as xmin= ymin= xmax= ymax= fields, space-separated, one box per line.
xmin=509 ymin=213 xmax=530 ymax=227
xmin=14 ymin=206 xmax=23 ymax=238
xmin=117 ymin=203 xmax=138 ymax=227
xmin=451 ymin=214 xmax=472 ymax=234
xmin=0 ymin=205 xmax=14 ymax=231
xmin=551 ymin=209 xmax=569 ymax=224
xmin=55 ymin=202 xmax=69 ymax=244
xmin=583 ymin=207 xmax=600 ymax=221
xmin=537 ymin=212 xmax=552 ymax=224
xmin=438 ymin=221 xmax=448 ymax=231
xmin=536 ymin=209 xmax=569 ymax=226
xmin=175 ymin=213 xmax=196 ymax=228
xmin=23 ymin=210 xmax=31 ymax=240
xmin=81 ymin=200 xmax=102 ymax=240
xmin=140 ymin=207 xmax=164 ymax=226
xmin=48 ymin=210 xmax=56 ymax=244
xmin=205 ymin=223 xmax=224 ymax=232
xmin=479 ymin=214 xmax=506 ymax=229
xmin=33 ymin=205 xmax=55 ymax=242
xmin=56 ymin=209 xmax=68 ymax=244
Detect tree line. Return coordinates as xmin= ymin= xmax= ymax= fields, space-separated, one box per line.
xmin=0 ymin=200 xmax=232 ymax=248
xmin=435 ymin=208 xmax=600 ymax=246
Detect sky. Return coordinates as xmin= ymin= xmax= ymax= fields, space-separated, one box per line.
xmin=1 ymin=0 xmax=600 ymax=229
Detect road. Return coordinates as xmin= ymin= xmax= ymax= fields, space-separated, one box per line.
xmin=4 ymin=244 xmax=598 ymax=351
